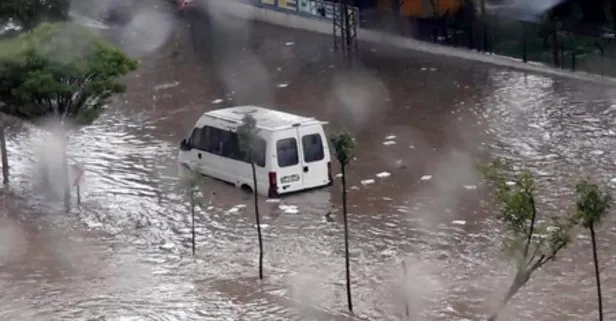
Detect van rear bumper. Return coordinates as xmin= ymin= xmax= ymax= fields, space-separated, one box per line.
xmin=272 ymin=180 xmax=331 ymax=198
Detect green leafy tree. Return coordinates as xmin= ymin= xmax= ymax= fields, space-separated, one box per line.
xmin=481 ymin=160 xmax=576 ymax=321
xmin=574 ymin=180 xmax=612 ymax=321
xmin=0 ymin=22 xmax=138 ymax=210
xmin=329 ymin=130 xmax=356 ymax=313
xmin=237 ymin=113 xmax=264 ymax=280
xmin=0 ymin=0 xmax=70 ymax=30
xmin=0 ymin=0 xmax=71 ymax=185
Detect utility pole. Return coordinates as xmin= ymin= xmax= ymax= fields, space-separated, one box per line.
xmin=480 ymin=0 xmax=488 ymax=52
xmin=333 ymin=0 xmax=359 ymax=60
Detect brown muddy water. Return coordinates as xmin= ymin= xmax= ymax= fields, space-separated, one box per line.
xmin=1 ymin=1 xmax=616 ymax=321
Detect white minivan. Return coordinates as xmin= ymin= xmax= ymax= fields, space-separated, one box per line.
xmin=178 ymin=106 xmax=333 ymax=197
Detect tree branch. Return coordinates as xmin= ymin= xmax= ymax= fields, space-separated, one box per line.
xmin=523 ymin=192 xmax=537 ymax=258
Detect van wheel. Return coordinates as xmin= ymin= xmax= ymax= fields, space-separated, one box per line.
xmin=240 ymin=184 xmax=253 ymax=194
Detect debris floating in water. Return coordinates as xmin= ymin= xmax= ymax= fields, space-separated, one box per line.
xmin=284 ymin=41 xmax=295 ymax=46
xmin=591 ymin=150 xmax=605 ymax=156
xmin=382 ymin=197 xmax=393 ymax=201
xmin=279 ymin=205 xmax=299 ymax=214
xmin=360 ymin=179 xmax=375 ymax=185
xmin=451 ymin=220 xmax=466 ymax=225
xmin=463 ymin=185 xmax=477 ymax=190
xmin=227 ymin=204 xmax=246 ymax=214
xmin=160 ymin=242 xmax=175 ymax=250
xmin=277 ymin=83 xmax=289 ymax=88
xmin=420 ymin=175 xmax=432 ymax=181
xmin=383 ymin=140 xmax=396 ymax=146
xmin=153 ymin=81 xmax=180 ymax=91
xmin=385 ymin=135 xmax=396 ymax=140
xmin=266 ymin=199 xmax=280 ymax=203
xmin=212 ymin=98 xmax=224 ymax=104
xmin=376 ymin=171 xmax=391 ymax=178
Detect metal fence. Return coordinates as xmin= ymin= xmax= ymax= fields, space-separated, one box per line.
xmin=243 ymin=0 xmax=616 ymax=77
xmin=360 ymin=11 xmax=616 ymax=77
xmin=255 ymin=0 xmax=360 ymax=27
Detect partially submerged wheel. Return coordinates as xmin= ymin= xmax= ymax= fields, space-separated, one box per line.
xmin=240 ymin=184 xmax=253 ymax=194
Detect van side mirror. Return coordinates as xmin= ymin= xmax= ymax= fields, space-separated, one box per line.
xmin=180 ymin=139 xmax=191 ymax=151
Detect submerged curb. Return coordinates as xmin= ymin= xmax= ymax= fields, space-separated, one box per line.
xmin=195 ymin=0 xmax=616 ymax=86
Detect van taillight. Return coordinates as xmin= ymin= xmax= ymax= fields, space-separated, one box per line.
xmin=268 ymin=172 xmax=278 ymax=196
xmin=327 ymin=162 xmax=332 ymax=181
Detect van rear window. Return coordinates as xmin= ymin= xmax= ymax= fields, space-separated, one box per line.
xmin=277 ymin=138 xmax=299 ymax=167
xmin=301 ymin=134 xmax=324 ymax=162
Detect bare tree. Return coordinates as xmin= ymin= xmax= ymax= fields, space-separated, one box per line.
xmin=574 ymin=180 xmax=612 ymax=321
xmin=330 ymin=130 xmax=356 ymax=313
xmin=177 ymin=168 xmax=211 ymax=256
xmin=237 ymin=113 xmax=264 ymax=279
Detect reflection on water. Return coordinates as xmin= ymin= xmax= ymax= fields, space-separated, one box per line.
xmin=2 ymin=5 xmax=616 ymax=321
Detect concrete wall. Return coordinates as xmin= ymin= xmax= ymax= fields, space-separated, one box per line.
xmin=200 ymin=0 xmax=616 ymax=85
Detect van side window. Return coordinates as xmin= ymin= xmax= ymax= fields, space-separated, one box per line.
xmin=251 ymin=138 xmax=266 ymax=167
xmin=277 ymin=138 xmax=299 ymax=167
xmin=199 ymin=125 xmax=267 ymax=167
xmin=206 ymin=127 xmax=224 ymax=155
xmin=301 ymin=134 xmax=324 ymax=162
xmin=199 ymin=126 xmax=211 ymax=151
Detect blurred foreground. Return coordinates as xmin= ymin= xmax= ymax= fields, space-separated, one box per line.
xmin=1 ymin=1 xmax=616 ymax=320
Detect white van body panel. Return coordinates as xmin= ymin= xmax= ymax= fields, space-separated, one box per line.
xmin=177 ymin=106 xmax=332 ymax=197
xmin=271 ymin=128 xmax=304 ymax=194
xmin=296 ymin=124 xmax=331 ymax=190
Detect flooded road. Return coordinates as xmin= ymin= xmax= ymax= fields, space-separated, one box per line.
xmin=2 ymin=1 xmax=616 ymax=320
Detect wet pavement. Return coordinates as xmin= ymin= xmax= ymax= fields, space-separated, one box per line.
xmin=2 ymin=1 xmax=616 ymax=320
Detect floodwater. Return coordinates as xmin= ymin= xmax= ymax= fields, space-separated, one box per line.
xmin=2 ymin=1 xmax=616 ymax=321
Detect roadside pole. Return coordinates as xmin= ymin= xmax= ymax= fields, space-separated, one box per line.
xmin=70 ymin=161 xmax=85 ymax=205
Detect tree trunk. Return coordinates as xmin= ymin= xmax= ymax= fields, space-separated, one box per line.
xmin=591 ymin=224 xmax=603 ymax=321
xmin=61 ymin=133 xmax=70 ymax=212
xmin=341 ymin=163 xmax=353 ymax=312
xmin=551 ymin=22 xmax=560 ymax=68
xmin=252 ymin=162 xmax=264 ymax=280
xmin=0 ymin=125 xmax=8 ymax=185
xmin=487 ymin=272 xmax=527 ymax=321
xmin=480 ymin=0 xmax=488 ymax=52
xmin=610 ymin=0 xmax=616 ymax=29
xmin=191 ymin=199 xmax=196 ymax=256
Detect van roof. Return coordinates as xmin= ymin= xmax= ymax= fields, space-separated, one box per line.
xmin=205 ymin=105 xmax=323 ymax=131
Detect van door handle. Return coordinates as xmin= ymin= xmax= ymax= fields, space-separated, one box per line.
xmin=303 ymin=166 xmax=308 ymax=172
xmin=198 ymin=152 xmax=202 ymax=159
